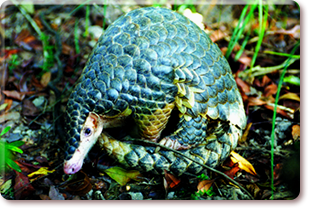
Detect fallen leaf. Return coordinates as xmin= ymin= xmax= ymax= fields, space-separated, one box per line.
xmin=15 ymin=159 xmax=42 ymax=174
xmin=22 ymin=99 xmax=41 ymax=117
xmin=238 ymin=54 xmax=252 ymax=67
xmin=39 ymin=194 xmax=51 ymax=200
xmin=14 ymin=29 xmax=42 ymax=51
xmin=164 ymin=170 xmax=181 ymax=189
xmin=279 ymin=92 xmax=300 ymax=102
xmin=2 ymin=90 xmax=25 ymax=101
xmin=49 ymin=185 xmax=65 ymax=200
xmin=264 ymin=83 xmax=278 ymax=97
xmin=0 ymin=180 xmax=12 ymax=195
xmin=62 ymin=43 xmax=74 ymax=55
xmin=4 ymin=99 xmax=13 ymax=111
xmin=28 ymin=167 xmax=56 ymax=182
xmin=210 ymin=29 xmax=226 ymax=42
xmin=0 ymin=111 xmax=21 ymax=123
xmin=104 ymin=166 xmax=142 ymax=186
xmin=40 ymin=71 xmax=51 ymax=87
xmin=255 ymin=75 xmax=271 ymax=87
xmin=2 ymin=49 xmax=20 ymax=60
xmin=14 ymin=171 xmax=35 ymax=199
xmin=19 ymin=71 xmax=32 ymax=92
xmin=197 ymin=179 xmax=215 ymax=193
xmin=0 ymin=103 xmax=8 ymax=111
xmin=291 ymin=124 xmax=300 ymax=140
xmin=264 ymin=105 xmax=292 ymax=119
xmin=246 ymin=183 xmax=261 ymax=198
xmin=247 ymin=97 xmax=266 ymax=106
xmin=33 ymin=16 xmax=44 ymax=29
xmin=273 ymin=163 xmax=283 ymax=182
xmin=230 ymin=151 xmax=257 ymax=176
xmin=236 ymin=77 xmax=250 ymax=93
xmin=224 ymin=164 xmax=240 ymax=179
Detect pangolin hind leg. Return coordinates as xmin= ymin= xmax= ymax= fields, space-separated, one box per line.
xmin=158 ymin=115 xmax=209 ymax=150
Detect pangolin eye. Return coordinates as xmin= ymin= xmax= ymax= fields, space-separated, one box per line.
xmin=84 ymin=128 xmax=92 ymax=136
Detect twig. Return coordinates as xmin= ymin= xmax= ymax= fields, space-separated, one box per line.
xmin=239 ymin=57 xmax=299 ymax=78
xmin=12 ymin=0 xmax=43 ymax=37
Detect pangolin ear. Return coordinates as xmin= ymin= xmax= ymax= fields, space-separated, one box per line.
xmin=88 ymin=112 xmax=99 ymax=124
xmin=84 ymin=112 xmax=104 ymax=131
xmin=84 ymin=112 xmax=100 ymax=129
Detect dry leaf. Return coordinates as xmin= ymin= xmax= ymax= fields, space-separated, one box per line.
xmin=264 ymin=105 xmax=292 ymax=119
xmin=224 ymin=164 xmax=241 ymax=179
xmin=291 ymin=124 xmax=300 ymax=140
xmin=236 ymin=77 xmax=250 ymax=93
xmin=28 ymin=167 xmax=56 ymax=182
xmin=40 ymin=71 xmax=51 ymax=87
xmin=104 ymin=166 xmax=142 ymax=186
xmin=247 ymin=97 xmax=266 ymax=106
xmin=230 ymin=151 xmax=257 ymax=176
xmin=261 ymin=75 xmax=272 ymax=86
xmin=264 ymin=83 xmax=278 ymax=97
xmin=246 ymin=183 xmax=261 ymax=198
xmin=164 ymin=170 xmax=181 ymax=189
xmin=49 ymin=185 xmax=65 ymax=200
xmin=197 ymin=179 xmax=215 ymax=193
xmin=238 ymin=54 xmax=252 ymax=67
xmin=14 ymin=29 xmax=42 ymax=51
xmin=39 ymin=194 xmax=51 ymax=200
xmin=2 ymin=90 xmax=25 ymax=101
xmin=4 ymin=99 xmax=13 ymax=111
xmin=279 ymin=93 xmax=300 ymax=102
xmin=0 ymin=111 xmax=21 ymax=123
xmin=14 ymin=171 xmax=35 ymax=199
xmin=210 ymin=30 xmax=226 ymax=42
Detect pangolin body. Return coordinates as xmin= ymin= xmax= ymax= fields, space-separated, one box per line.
xmin=63 ymin=7 xmax=246 ymax=176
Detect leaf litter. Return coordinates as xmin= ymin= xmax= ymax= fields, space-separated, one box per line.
xmin=0 ymin=4 xmax=300 ymax=200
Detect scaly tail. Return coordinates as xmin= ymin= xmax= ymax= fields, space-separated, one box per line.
xmin=98 ymin=123 xmax=242 ymax=176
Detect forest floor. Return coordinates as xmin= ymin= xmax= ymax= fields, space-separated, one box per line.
xmin=0 ymin=3 xmax=300 ymax=200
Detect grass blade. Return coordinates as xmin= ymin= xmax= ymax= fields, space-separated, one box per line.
xmin=270 ymin=40 xmax=300 ymax=200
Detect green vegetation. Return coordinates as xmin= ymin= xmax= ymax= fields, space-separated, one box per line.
xmin=191 ymin=174 xmax=216 ymax=200
xmin=0 ymin=126 xmax=24 ymax=173
xmin=40 ymin=32 xmax=55 ymax=73
xmin=270 ymin=41 xmax=300 ymax=199
xmin=8 ymin=54 xmax=21 ymax=72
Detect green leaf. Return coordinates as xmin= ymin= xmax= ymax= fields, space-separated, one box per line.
xmin=20 ymin=1 xmax=34 ymax=14
xmin=197 ymin=173 xmax=209 ymax=180
xmin=283 ymin=75 xmax=300 ymax=86
xmin=0 ymin=103 xmax=8 ymax=111
xmin=6 ymin=158 xmax=22 ymax=172
xmin=6 ymin=144 xmax=23 ymax=154
xmin=0 ymin=126 xmax=11 ymax=137
xmin=104 ymin=166 xmax=142 ymax=186
xmin=0 ymin=180 xmax=12 ymax=194
xmin=9 ymin=140 xmax=25 ymax=148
